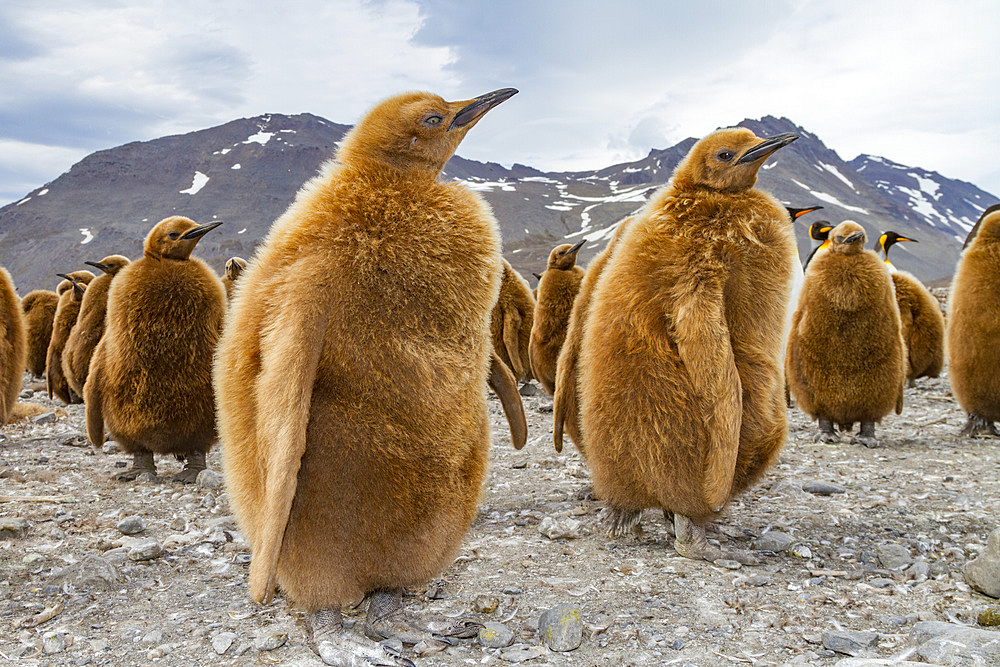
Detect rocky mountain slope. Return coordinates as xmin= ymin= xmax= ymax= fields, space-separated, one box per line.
xmin=1 ymin=114 xmax=995 ymax=293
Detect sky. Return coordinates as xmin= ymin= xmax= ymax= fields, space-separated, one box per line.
xmin=1 ymin=0 xmax=999 ymax=205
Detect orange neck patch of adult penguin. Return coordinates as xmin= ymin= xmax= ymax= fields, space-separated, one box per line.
xmin=672 ymin=127 xmax=798 ymax=193
xmin=144 ymin=216 xmax=223 ymax=261
xmin=336 ymin=88 xmax=518 ymax=179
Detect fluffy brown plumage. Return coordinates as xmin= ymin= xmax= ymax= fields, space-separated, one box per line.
xmin=222 ymin=256 xmax=247 ymax=299
xmin=787 ymin=221 xmax=905 ymax=441
xmin=948 ymin=210 xmax=1000 ymax=434
xmin=85 ymin=218 xmax=224 ymax=479
xmin=579 ymin=128 xmax=797 ymax=560
xmin=1 ymin=268 xmax=28 ymax=423
xmin=63 ymin=255 xmax=130 ymax=398
xmin=21 ymin=290 xmax=58 ymax=377
xmin=529 ymin=241 xmax=585 ymax=394
xmin=215 ymin=88 xmax=522 ymax=636
xmin=46 ymin=271 xmax=95 ymax=404
xmin=490 ymin=259 xmax=535 ymax=381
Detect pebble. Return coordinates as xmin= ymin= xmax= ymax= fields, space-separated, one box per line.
xmin=127 ymin=539 xmax=164 ymax=561
xmin=905 ymin=560 xmax=929 ymax=581
xmin=498 ymin=644 xmax=546 ymax=663
xmin=19 ymin=388 xmax=33 ymax=398
xmin=379 ymin=638 xmax=403 ymax=655
xmin=42 ymin=631 xmax=69 ymax=654
xmin=538 ymin=516 xmax=582 ymax=540
xmin=963 ymin=527 xmax=1000 ymax=598
xmin=212 ymin=632 xmax=237 ymax=654
xmin=790 ymin=544 xmax=812 ymax=559
xmin=802 ymin=481 xmax=847 ymax=495
xmin=142 ymin=629 xmax=163 ymax=644
xmin=753 ymin=530 xmax=794 ymax=552
xmin=537 ymin=401 xmax=553 ymax=413
xmin=254 ymin=627 xmax=288 ymax=651
xmin=473 ymin=594 xmax=499 ymax=613
xmin=875 ymin=543 xmax=912 ymax=570
xmin=32 ymin=411 xmax=57 ymax=425
xmin=539 ymin=603 xmax=584 ymax=651
xmin=518 ymin=383 xmax=538 ymax=397
xmin=116 ymin=516 xmax=146 ymax=535
xmin=0 ymin=516 xmax=29 ymax=538
xmin=822 ymin=630 xmax=879 ymax=656
xmin=979 ymin=607 xmax=1000 ymax=626
xmin=914 ymin=623 xmax=1000 ymax=663
xmin=102 ymin=441 xmax=120 ymax=454
xmin=479 ymin=622 xmax=514 ymax=648
xmin=832 ymin=660 xmax=924 ymax=666
xmin=48 ymin=554 xmax=121 ymax=591
xmin=197 ymin=469 xmax=224 ymax=490
xmin=715 ymin=559 xmax=741 ymax=570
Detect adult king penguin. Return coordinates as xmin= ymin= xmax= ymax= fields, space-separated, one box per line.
xmin=529 ymin=240 xmax=585 ymax=395
xmin=85 ymin=217 xmax=225 ymax=482
xmin=579 ymin=128 xmax=797 ymax=563
xmin=214 ymin=89 xmax=522 ymax=666
xmin=802 ymin=220 xmax=834 ymax=269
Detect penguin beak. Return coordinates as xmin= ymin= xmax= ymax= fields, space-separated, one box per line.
xmin=56 ymin=273 xmax=71 ymax=281
xmin=736 ymin=133 xmax=799 ymax=165
xmin=792 ymin=206 xmax=823 ymax=219
xmin=896 ymin=236 xmax=918 ymax=244
xmin=180 ymin=221 xmax=223 ymax=241
xmin=567 ymin=239 xmax=586 ymax=254
xmin=842 ymin=231 xmax=865 ymax=245
xmin=84 ymin=261 xmax=108 ymax=273
xmin=449 ymin=88 xmax=518 ymax=131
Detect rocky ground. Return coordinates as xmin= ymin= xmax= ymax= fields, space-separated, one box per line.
xmin=1 ymin=370 xmax=999 ymax=667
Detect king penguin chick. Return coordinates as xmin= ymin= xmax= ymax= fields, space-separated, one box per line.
xmin=221 ymin=256 xmax=247 ymax=299
xmin=579 ymin=128 xmax=798 ymax=563
xmin=21 ymin=289 xmax=59 ymax=378
xmin=63 ymin=255 xmax=130 ymax=399
xmin=85 ymin=217 xmax=224 ymax=482
xmin=802 ymin=220 xmax=834 ymax=269
xmin=876 ymin=232 xmax=944 ymax=385
xmin=948 ymin=209 xmax=1000 ymax=437
xmin=529 ymin=240 xmax=585 ymax=394
xmin=1 ymin=267 xmax=28 ymax=423
xmin=214 ymin=88 xmax=522 ymax=667
xmin=962 ymin=203 xmax=1000 ymax=249
xmin=787 ymin=221 xmax=906 ymax=447
xmin=490 ymin=259 xmax=535 ymax=382
xmin=47 ymin=271 xmax=95 ymax=404
xmin=553 ymin=216 xmax=636 ymax=457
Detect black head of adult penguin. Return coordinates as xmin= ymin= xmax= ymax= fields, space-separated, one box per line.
xmin=829 ymin=222 xmax=867 ymax=255
xmin=809 ymin=221 xmax=834 ymax=241
xmin=336 ymin=88 xmax=518 ymax=179
xmin=547 ymin=239 xmax=585 ymax=270
xmin=876 ymin=231 xmax=918 ymax=258
xmin=83 ymin=255 xmax=130 ymax=276
xmin=672 ymin=129 xmax=798 ymax=193
xmin=144 ymin=218 xmax=223 ymax=261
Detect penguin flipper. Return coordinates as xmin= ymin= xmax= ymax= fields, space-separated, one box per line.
xmin=488 ymin=351 xmax=527 ymax=450
xmin=249 ymin=301 xmax=331 ymax=606
xmin=501 ymin=309 xmax=525 ymax=379
xmin=674 ymin=275 xmax=742 ymax=511
xmin=84 ymin=370 xmax=104 ymax=447
xmin=552 ymin=337 xmax=577 ymax=454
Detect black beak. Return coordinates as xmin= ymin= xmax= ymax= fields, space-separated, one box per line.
xmin=532 ymin=272 xmax=542 ymax=281
xmin=56 ymin=273 xmax=71 ymax=281
xmin=736 ymin=133 xmax=799 ymax=165
xmin=84 ymin=261 xmax=108 ymax=273
xmin=449 ymin=88 xmax=518 ymax=131
xmin=567 ymin=239 xmax=586 ymax=254
xmin=180 ymin=221 xmax=223 ymax=241
xmin=842 ymin=231 xmax=865 ymax=244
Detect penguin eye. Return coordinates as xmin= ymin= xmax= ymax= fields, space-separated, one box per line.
xmin=717 ymin=150 xmax=735 ymax=162
xmin=422 ymin=114 xmax=444 ymax=127
xmin=167 ymin=232 xmax=180 ymax=240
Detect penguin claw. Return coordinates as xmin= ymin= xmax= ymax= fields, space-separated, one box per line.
xmin=960 ymin=414 xmax=999 ymax=438
xmin=850 ymin=435 xmax=880 ymax=448
xmin=603 ymin=507 xmax=642 ymax=538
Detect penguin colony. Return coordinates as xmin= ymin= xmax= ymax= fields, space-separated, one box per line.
xmin=0 ymin=88 xmax=995 ymax=666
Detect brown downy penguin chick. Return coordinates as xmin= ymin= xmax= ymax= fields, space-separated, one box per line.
xmin=62 ymin=255 xmax=130 ymax=398
xmin=1 ymin=268 xmax=28 ymax=423
xmin=529 ymin=240 xmax=585 ymax=394
xmin=787 ymin=221 xmax=906 ymax=446
xmin=490 ymin=259 xmax=535 ymax=382
xmin=579 ymin=128 xmax=798 ymax=563
xmin=876 ymin=232 xmax=944 ymax=385
xmin=214 ymin=88 xmax=522 ymax=666
xmin=85 ymin=217 xmax=224 ymax=482
xmin=948 ymin=209 xmax=1000 ymax=436
xmin=46 ymin=271 xmax=95 ymax=404
xmin=531 ymin=272 xmax=542 ymax=299
xmin=221 ymin=256 xmax=247 ymax=299
xmin=553 ymin=216 xmax=636 ymax=456
xmin=21 ymin=290 xmax=59 ymax=377
xmin=962 ymin=203 xmax=1000 ymax=249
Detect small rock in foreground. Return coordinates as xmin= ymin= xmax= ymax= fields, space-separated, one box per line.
xmin=754 ymin=530 xmax=794 ymax=552
xmin=875 ymin=543 xmax=912 ymax=570
xmin=964 ymin=528 xmax=1000 ymax=598
xmin=127 ymin=539 xmax=164 ymax=561
xmin=538 ymin=516 xmax=581 ymax=540
xmin=197 ymin=469 xmax=224 ymax=490
xmin=0 ymin=517 xmax=28 ymax=539
xmin=498 ymin=644 xmax=546 ymax=663
xmin=802 ymin=481 xmax=847 ymax=495
xmin=254 ymin=627 xmax=288 ymax=651
xmin=478 ymin=622 xmax=514 ymax=648
xmin=116 ymin=516 xmax=146 ymax=535
xmin=212 ymin=632 xmax=237 ymax=655
xmin=539 ymin=603 xmax=583 ymax=651
xmin=48 ymin=554 xmax=121 ymax=591
xmin=822 ymin=630 xmax=879 ymax=656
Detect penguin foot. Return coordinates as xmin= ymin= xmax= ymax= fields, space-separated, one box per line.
xmin=673 ymin=514 xmax=762 ymax=566
xmin=365 ymin=589 xmax=477 ymax=647
xmin=907 ymin=378 xmax=917 ymax=389
xmin=960 ymin=414 xmax=999 ymax=438
xmin=818 ymin=418 xmax=840 ymax=443
xmin=603 ymin=507 xmax=642 ymax=538
xmin=115 ymin=451 xmax=156 ymax=481
xmin=310 ymin=607 xmax=412 ymax=667
xmin=850 ymin=422 xmax=880 ymax=448
xmin=170 ymin=451 xmax=206 ymax=484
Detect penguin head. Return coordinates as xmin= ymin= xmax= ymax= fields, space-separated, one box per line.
xmin=829 ymin=221 xmax=867 ymax=255
xmin=674 ymin=128 xmax=798 ymax=193
xmin=786 ymin=205 xmax=823 ymax=223
xmin=876 ymin=231 xmax=917 ymax=260
xmin=972 ymin=210 xmax=1000 ymax=244
xmin=84 ymin=255 xmax=130 ymax=276
xmin=55 ymin=270 xmax=95 ymax=301
xmin=547 ymin=239 xmax=585 ymax=270
xmin=225 ymin=257 xmax=247 ymax=281
xmin=56 ymin=279 xmax=72 ymax=295
xmin=338 ymin=88 xmax=518 ymax=178
xmin=808 ymin=221 xmax=834 ymax=242
xmin=144 ymin=216 xmax=223 ymax=261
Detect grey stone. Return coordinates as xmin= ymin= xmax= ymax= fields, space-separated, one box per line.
xmin=204 ymin=515 xmax=238 ymax=531
xmin=539 ymin=603 xmax=583 ymax=651
xmin=142 ymin=629 xmax=163 ymax=644
xmin=964 ymin=528 xmax=1000 ymax=598
xmin=909 ymin=621 xmax=964 ymax=645
xmin=102 ymin=441 xmax=120 ymax=454
xmin=906 ymin=560 xmax=930 ymax=581
xmin=197 ymin=469 xmax=224 ymax=490
xmin=48 ymin=554 xmax=120 ymax=591
xmin=32 ymin=411 xmax=57 ymax=425
xmin=876 ymin=543 xmax=913 ymax=570
xmin=538 ymin=516 xmax=581 ymax=540
xmin=802 ymin=481 xmax=847 ymax=495
xmin=20 ymin=389 xmax=33 ymax=399
xmin=537 ymin=401 xmax=553 ymax=414
xmin=254 ymin=627 xmax=288 ymax=651
xmin=498 ymin=644 xmax=547 ymax=662
xmin=212 ymin=632 xmax=237 ymax=655
xmin=127 ymin=539 xmax=163 ymax=561
xmin=42 ymin=631 xmax=69 ymax=654
xmin=822 ymin=630 xmax=879 ymax=656
xmin=754 ymin=530 xmax=794 ymax=552
xmin=473 ymin=594 xmax=499 ymax=613
xmin=833 ymin=660 xmax=924 ymax=666
xmin=116 ymin=516 xmax=146 ymax=535
xmin=479 ymin=622 xmax=515 ymax=648
xmin=0 ymin=516 xmax=28 ymax=538
xmin=518 ymin=382 xmax=538 ymax=397
xmin=770 ymin=480 xmax=806 ymax=497
xmin=917 ymin=626 xmax=1000 ymax=664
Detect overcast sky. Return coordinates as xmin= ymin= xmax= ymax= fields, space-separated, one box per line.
xmin=2 ymin=0 xmax=998 ymax=205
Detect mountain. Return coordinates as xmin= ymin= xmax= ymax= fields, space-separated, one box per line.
xmin=1 ymin=113 xmax=996 ymax=293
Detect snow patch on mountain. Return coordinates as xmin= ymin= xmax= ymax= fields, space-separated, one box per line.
xmin=179 ymin=171 xmax=209 ymax=195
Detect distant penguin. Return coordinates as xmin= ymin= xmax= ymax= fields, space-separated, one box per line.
xmin=222 ymin=257 xmax=247 ymax=299
xmin=214 ymin=89 xmax=522 ymax=666
xmin=579 ymin=128 xmax=797 ymax=562
xmin=21 ymin=290 xmax=58 ymax=377
xmin=802 ymin=220 xmax=834 ymax=269
xmin=490 ymin=259 xmax=535 ymax=382
xmin=948 ymin=209 xmax=1000 ymax=436
xmin=46 ymin=271 xmax=95 ymax=404
xmin=787 ymin=221 xmax=906 ymax=447
xmin=784 ymin=205 xmax=822 ymax=307
xmin=531 ymin=272 xmax=542 ymax=299
xmin=1 ymin=267 xmax=28 ymax=423
xmin=529 ymin=240 xmax=585 ymax=395
xmin=553 ymin=216 xmax=635 ymax=456
xmin=85 ymin=217 xmax=225 ymax=482
xmin=962 ymin=203 xmax=1000 ymax=249
xmin=63 ymin=255 xmax=130 ymax=398
xmin=876 ymin=231 xmax=944 ymax=384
